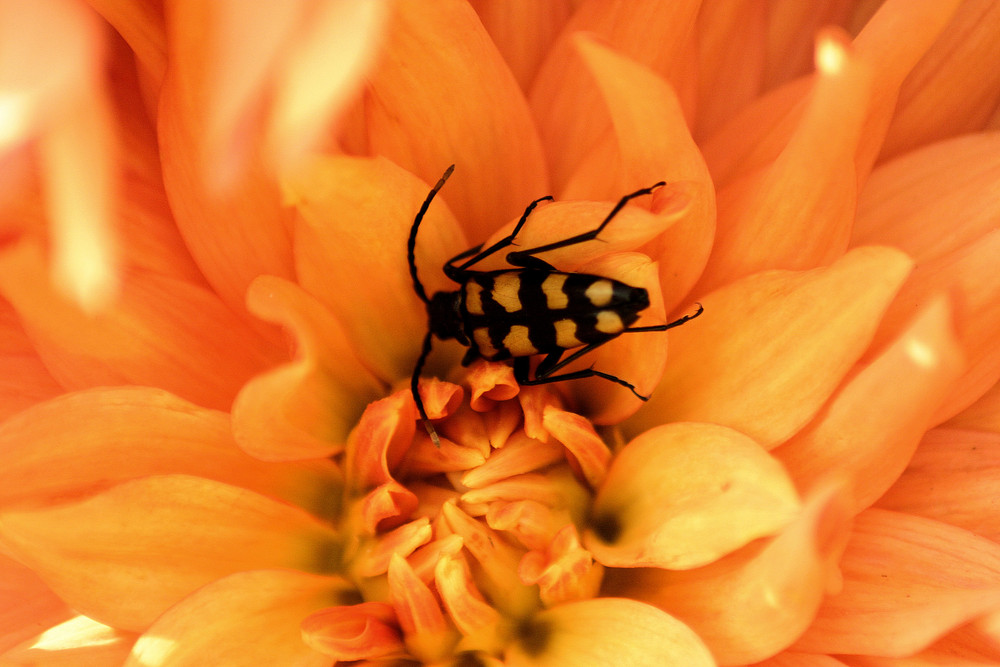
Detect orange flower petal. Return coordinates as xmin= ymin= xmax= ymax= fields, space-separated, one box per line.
xmin=232 ymin=276 xmax=384 ymax=461
xmin=879 ymin=0 xmax=1000 ymax=161
xmin=627 ymin=246 xmax=913 ymax=447
xmin=567 ymin=35 xmax=715 ymax=310
xmin=2 ymin=615 xmax=135 ymax=666
xmin=877 ymin=428 xmax=1000 ymax=543
xmin=0 ymin=242 xmax=280 ymax=411
xmin=0 ymin=552 xmax=71 ymax=654
xmin=775 ymin=295 xmax=965 ymax=514
xmin=529 ymin=0 xmax=701 ymax=192
xmin=542 ymin=406 xmax=611 ymax=489
xmin=87 ymin=0 xmax=166 ymax=85
xmin=363 ymin=0 xmax=548 ymax=242
xmin=945 ymin=380 xmax=1000 ymax=432
xmin=504 ymin=598 xmax=713 ymax=667
xmin=587 ymin=422 xmax=800 ymax=570
xmin=387 ymin=554 xmax=456 ymax=662
xmin=290 ymin=155 xmax=467 ymax=382
xmin=793 ymin=509 xmax=1000 ymax=656
xmin=753 ymin=652 xmax=850 ymax=667
xmin=0 ymin=300 xmax=62 ymax=420
xmin=0 ymin=386 xmax=340 ymax=510
xmin=696 ymin=31 xmax=870 ymax=295
xmin=467 ymin=0 xmax=573 ymax=91
xmin=435 ymin=554 xmax=502 ymax=652
xmin=302 ymin=601 xmax=405 ymax=662
xmin=606 ymin=483 xmax=851 ymax=665
xmin=128 ymin=570 xmax=342 ymax=667
xmin=0 ymin=475 xmax=339 ymax=631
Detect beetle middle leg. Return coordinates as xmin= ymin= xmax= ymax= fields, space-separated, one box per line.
xmin=513 ymin=354 xmax=648 ymax=400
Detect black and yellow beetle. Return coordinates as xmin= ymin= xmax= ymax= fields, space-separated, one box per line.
xmin=408 ymin=165 xmax=702 ymax=443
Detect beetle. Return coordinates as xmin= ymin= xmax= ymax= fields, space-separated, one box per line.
xmin=408 ymin=165 xmax=703 ymax=444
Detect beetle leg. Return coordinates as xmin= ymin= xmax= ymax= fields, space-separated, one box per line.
xmin=512 ymin=341 xmax=649 ymax=400
xmin=624 ymin=303 xmax=704 ymax=333
xmin=506 ymin=181 xmax=665 ymax=266
xmin=411 ymin=331 xmax=442 ymax=446
xmin=535 ymin=349 xmax=565 ymax=376
xmin=446 ymin=195 xmax=554 ymax=277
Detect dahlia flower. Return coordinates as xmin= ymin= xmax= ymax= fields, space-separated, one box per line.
xmin=2 ymin=1 xmax=999 ymax=665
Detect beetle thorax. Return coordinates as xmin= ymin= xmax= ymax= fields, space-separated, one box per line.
xmin=428 ymin=291 xmax=467 ymax=343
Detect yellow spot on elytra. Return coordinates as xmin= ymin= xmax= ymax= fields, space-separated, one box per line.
xmin=585 ymin=279 xmax=614 ymax=307
xmin=595 ymin=310 xmax=624 ymax=334
xmin=492 ymin=273 xmax=522 ymax=313
xmin=543 ymin=274 xmax=569 ymax=309
xmin=504 ymin=325 xmax=537 ymax=356
xmin=554 ymin=319 xmax=581 ymax=349
xmin=473 ymin=327 xmax=499 ymax=359
xmin=465 ymin=281 xmax=484 ymax=315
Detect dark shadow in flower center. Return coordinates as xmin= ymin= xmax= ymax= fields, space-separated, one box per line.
xmin=514 ymin=616 xmax=552 ymax=657
xmin=588 ymin=511 xmax=622 ymax=544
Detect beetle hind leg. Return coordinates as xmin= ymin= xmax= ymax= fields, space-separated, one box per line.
xmin=512 ymin=353 xmax=650 ymax=401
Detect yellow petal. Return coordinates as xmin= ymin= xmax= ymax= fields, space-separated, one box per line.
xmin=628 ymin=246 xmax=913 ymax=447
xmin=793 ymin=509 xmax=1000 ymax=656
xmin=0 ymin=475 xmax=339 ymax=631
xmin=290 ymin=155 xmax=467 ymax=382
xmin=127 ymin=570 xmax=342 ymax=667
xmin=606 ymin=483 xmax=851 ymax=665
xmin=587 ymin=422 xmax=800 ymax=569
xmin=775 ymin=295 xmax=965 ymax=514
xmin=0 ymin=386 xmax=340 ymax=510
xmin=362 ymin=0 xmax=548 ymax=242
xmin=505 ymin=598 xmax=713 ymax=667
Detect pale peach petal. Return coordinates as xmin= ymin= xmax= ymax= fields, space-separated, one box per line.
xmin=695 ymin=31 xmax=869 ymax=295
xmin=363 ymin=0 xmax=548 ymax=242
xmin=529 ymin=0 xmax=701 ymax=191
xmin=0 ymin=386 xmax=340 ymax=510
xmin=87 ymin=0 xmax=167 ymax=85
xmin=569 ymin=35 xmax=716 ymax=314
xmin=1 ymin=615 xmax=135 ymax=666
xmin=793 ymin=509 xmax=1000 ymax=656
xmin=877 ymin=428 xmax=1000 ymax=543
xmin=0 ymin=475 xmax=339 ymax=631
xmin=504 ymin=598 xmax=713 ymax=667
xmin=587 ymin=422 xmax=800 ymax=570
xmin=290 ymin=155 xmax=467 ymax=383
xmin=879 ymin=0 xmax=1000 ymax=161
xmin=627 ymin=246 xmax=913 ymax=447
xmin=775 ymin=296 xmax=965 ymax=514
xmin=606 ymin=483 xmax=851 ymax=665
xmin=468 ymin=0 xmax=573 ymax=91
xmin=0 ymin=552 xmax=71 ymax=654
xmin=126 ymin=570 xmax=341 ymax=667
xmin=0 ymin=242 xmax=281 ymax=411
xmin=871 ymin=231 xmax=1000 ymax=422
xmin=232 ymin=276 xmax=384 ymax=461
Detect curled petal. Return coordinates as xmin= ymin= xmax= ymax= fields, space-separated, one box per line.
xmin=519 ymin=525 xmax=603 ymax=607
xmin=793 ymin=509 xmax=1000 ymax=656
xmin=291 ymin=155 xmax=467 ymax=382
xmin=353 ymin=519 xmax=433 ymax=578
xmin=126 ymin=570 xmax=343 ymax=667
xmin=435 ymin=555 xmax=502 ymax=652
xmin=346 ymin=391 xmax=417 ymax=490
xmin=775 ymin=295 xmax=965 ymax=513
xmin=627 ymin=246 xmax=913 ymax=448
xmin=543 ymin=406 xmax=611 ymax=489
xmin=232 ymin=276 xmax=384 ymax=461
xmin=587 ymin=422 xmax=800 ymax=570
xmin=301 ymin=601 xmax=404 ymax=662
xmin=460 ymin=432 xmax=564 ymax=489
xmin=0 ymin=386 xmax=340 ymax=510
xmin=505 ymin=598 xmax=713 ymax=667
xmin=0 ymin=475 xmax=340 ymax=631
xmin=387 ymin=554 xmax=455 ymax=662
xmin=608 ymin=483 xmax=852 ymax=665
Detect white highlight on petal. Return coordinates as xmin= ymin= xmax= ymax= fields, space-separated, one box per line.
xmin=906 ymin=337 xmax=939 ymax=369
xmin=0 ymin=92 xmax=32 ymax=149
xmin=815 ymin=34 xmax=847 ymax=75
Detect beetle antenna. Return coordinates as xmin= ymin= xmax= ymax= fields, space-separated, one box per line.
xmin=411 ymin=330 xmax=441 ymax=446
xmin=408 ymin=165 xmax=456 ymax=305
